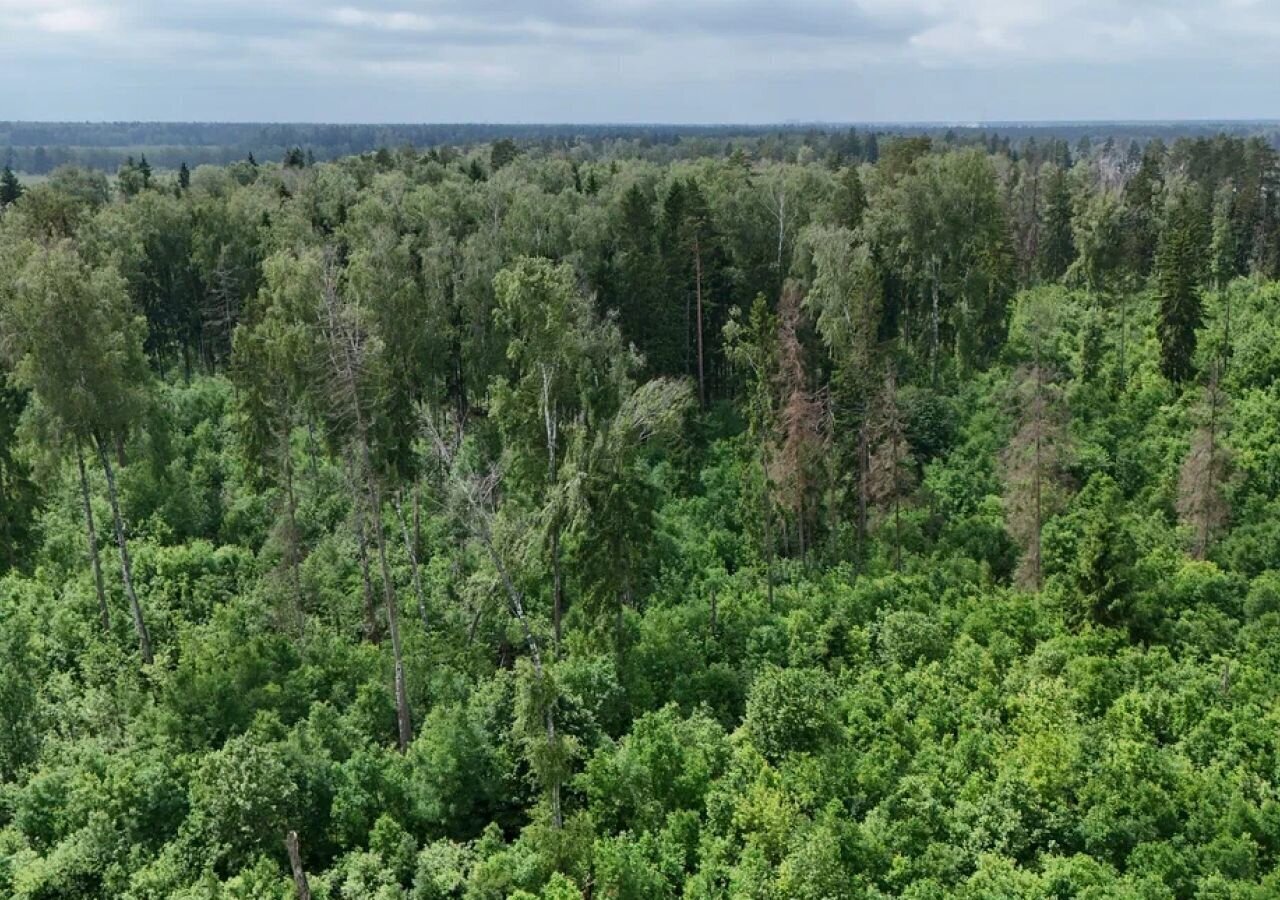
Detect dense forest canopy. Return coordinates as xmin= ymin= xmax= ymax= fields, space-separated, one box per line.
xmin=3 ymin=127 xmax=1280 ymax=898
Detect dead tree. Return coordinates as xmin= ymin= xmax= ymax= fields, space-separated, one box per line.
xmin=425 ymin=414 xmax=565 ymax=827
xmin=866 ymin=369 xmax=915 ymax=571
xmin=76 ymin=446 xmax=109 ymax=632
xmin=770 ymin=284 xmax=828 ymax=561
xmin=96 ymin=431 xmax=152 ymax=664
xmin=393 ymin=488 xmax=430 ymax=632
xmin=1178 ymin=368 xmax=1231 ymax=560
xmin=284 ymin=830 xmax=311 ymax=900
xmin=320 ymin=252 xmax=412 ymax=752
xmin=1002 ymin=362 xmax=1068 ymax=589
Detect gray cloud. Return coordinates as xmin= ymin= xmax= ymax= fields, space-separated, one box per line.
xmin=0 ymin=0 xmax=1277 ymax=121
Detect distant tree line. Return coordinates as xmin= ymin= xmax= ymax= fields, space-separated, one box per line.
xmin=4 ymin=119 xmax=1279 ymax=174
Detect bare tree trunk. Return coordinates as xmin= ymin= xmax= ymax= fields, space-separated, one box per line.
xmin=394 ymin=490 xmax=429 ymax=632
xmin=475 ymin=511 xmax=562 ymax=823
xmin=709 ymin=585 xmax=718 ymax=639
xmin=347 ymin=454 xmax=381 ymax=644
xmin=550 ymin=526 xmax=563 ymax=651
xmin=540 ymin=368 xmax=564 ymax=654
xmin=472 ymin=486 xmax=560 ymax=825
xmin=318 ymin=250 xmax=410 ymax=749
xmin=96 ymin=434 xmax=152 ymax=665
xmin=481 ymin=525 xmax=543 ymax=671
xmin=358 ymin=440 xmax=412 ymax=752
xmin=428 ymin=423 xmax=561 ymax=826
xmin=412 ymin=483 xmax=423 ymax=561
xmin=77 ymin=445 xmax=109 ymax=633
xmin=282 ymin=432 xmax=304 ymax=633
xmin=694 ymin=235 xmax=706 ymax=409
xmin=930 ymin=259 xmax=941 ymax=385
xmin=284 ymin=831 xmax=311 ymax=900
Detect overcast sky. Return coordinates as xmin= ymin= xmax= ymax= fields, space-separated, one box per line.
xmin=2 ymin=0 xmax=1278 ymax=123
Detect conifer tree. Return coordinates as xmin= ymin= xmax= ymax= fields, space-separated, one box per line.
xmin=1038 ymin=164 xmax=1076 ymax=280
xmin=725 ymin=295 xmax=781 ymax=602
xmin=0 ymin=165 xmax=22 ymax=207
xmin=1002 ymin=290 xmax=1071 ymax=589
xmin=1156 ymin=182 xmax=1209 ymax=384
xmin=866 ymin=368 xmax=914 ymax=571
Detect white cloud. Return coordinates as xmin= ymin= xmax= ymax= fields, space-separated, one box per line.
xmin=329 ymin=7 xmax=446 ymax=32
xmin=1 ymin=0 xmax=1278 ymax=121
xmin=32 ymin=5 xmax=112 ymax=33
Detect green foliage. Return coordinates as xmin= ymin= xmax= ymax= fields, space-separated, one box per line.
xmin=3 ymin=130 xmax=1280 ymax=898
xmin=742 ymin=666 xmax=838 ymax=761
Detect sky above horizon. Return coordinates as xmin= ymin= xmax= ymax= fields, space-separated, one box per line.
xmin=1 ymin=0 xmax=1278 ymax=124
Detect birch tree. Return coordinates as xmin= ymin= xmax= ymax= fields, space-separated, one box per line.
xmin=0 ymin=241 xmax=154 ymax=663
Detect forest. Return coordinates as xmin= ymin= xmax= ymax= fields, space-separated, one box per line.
xmin=2 ymin=127 xmax=1280 ymax=899
xmin=5 ymin=120 xmax=1280 ymax=176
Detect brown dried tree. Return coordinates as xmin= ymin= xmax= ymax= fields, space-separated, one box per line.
xmin=1002 ymin=360 xmax=1069 ymax=589
xmin=769 ymin=283 xmax=829 ymax=560
xmin=1178 ymin=367 xmax=1231 ymax=560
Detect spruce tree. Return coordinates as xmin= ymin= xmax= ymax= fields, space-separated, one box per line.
xmin=1156 ymin=183 xmax=1209 ymax=384
xmin=1038 ymin=164 xmax=1075 ymax=280
xmin=0 ymin=165 xmax=21 ymax=207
